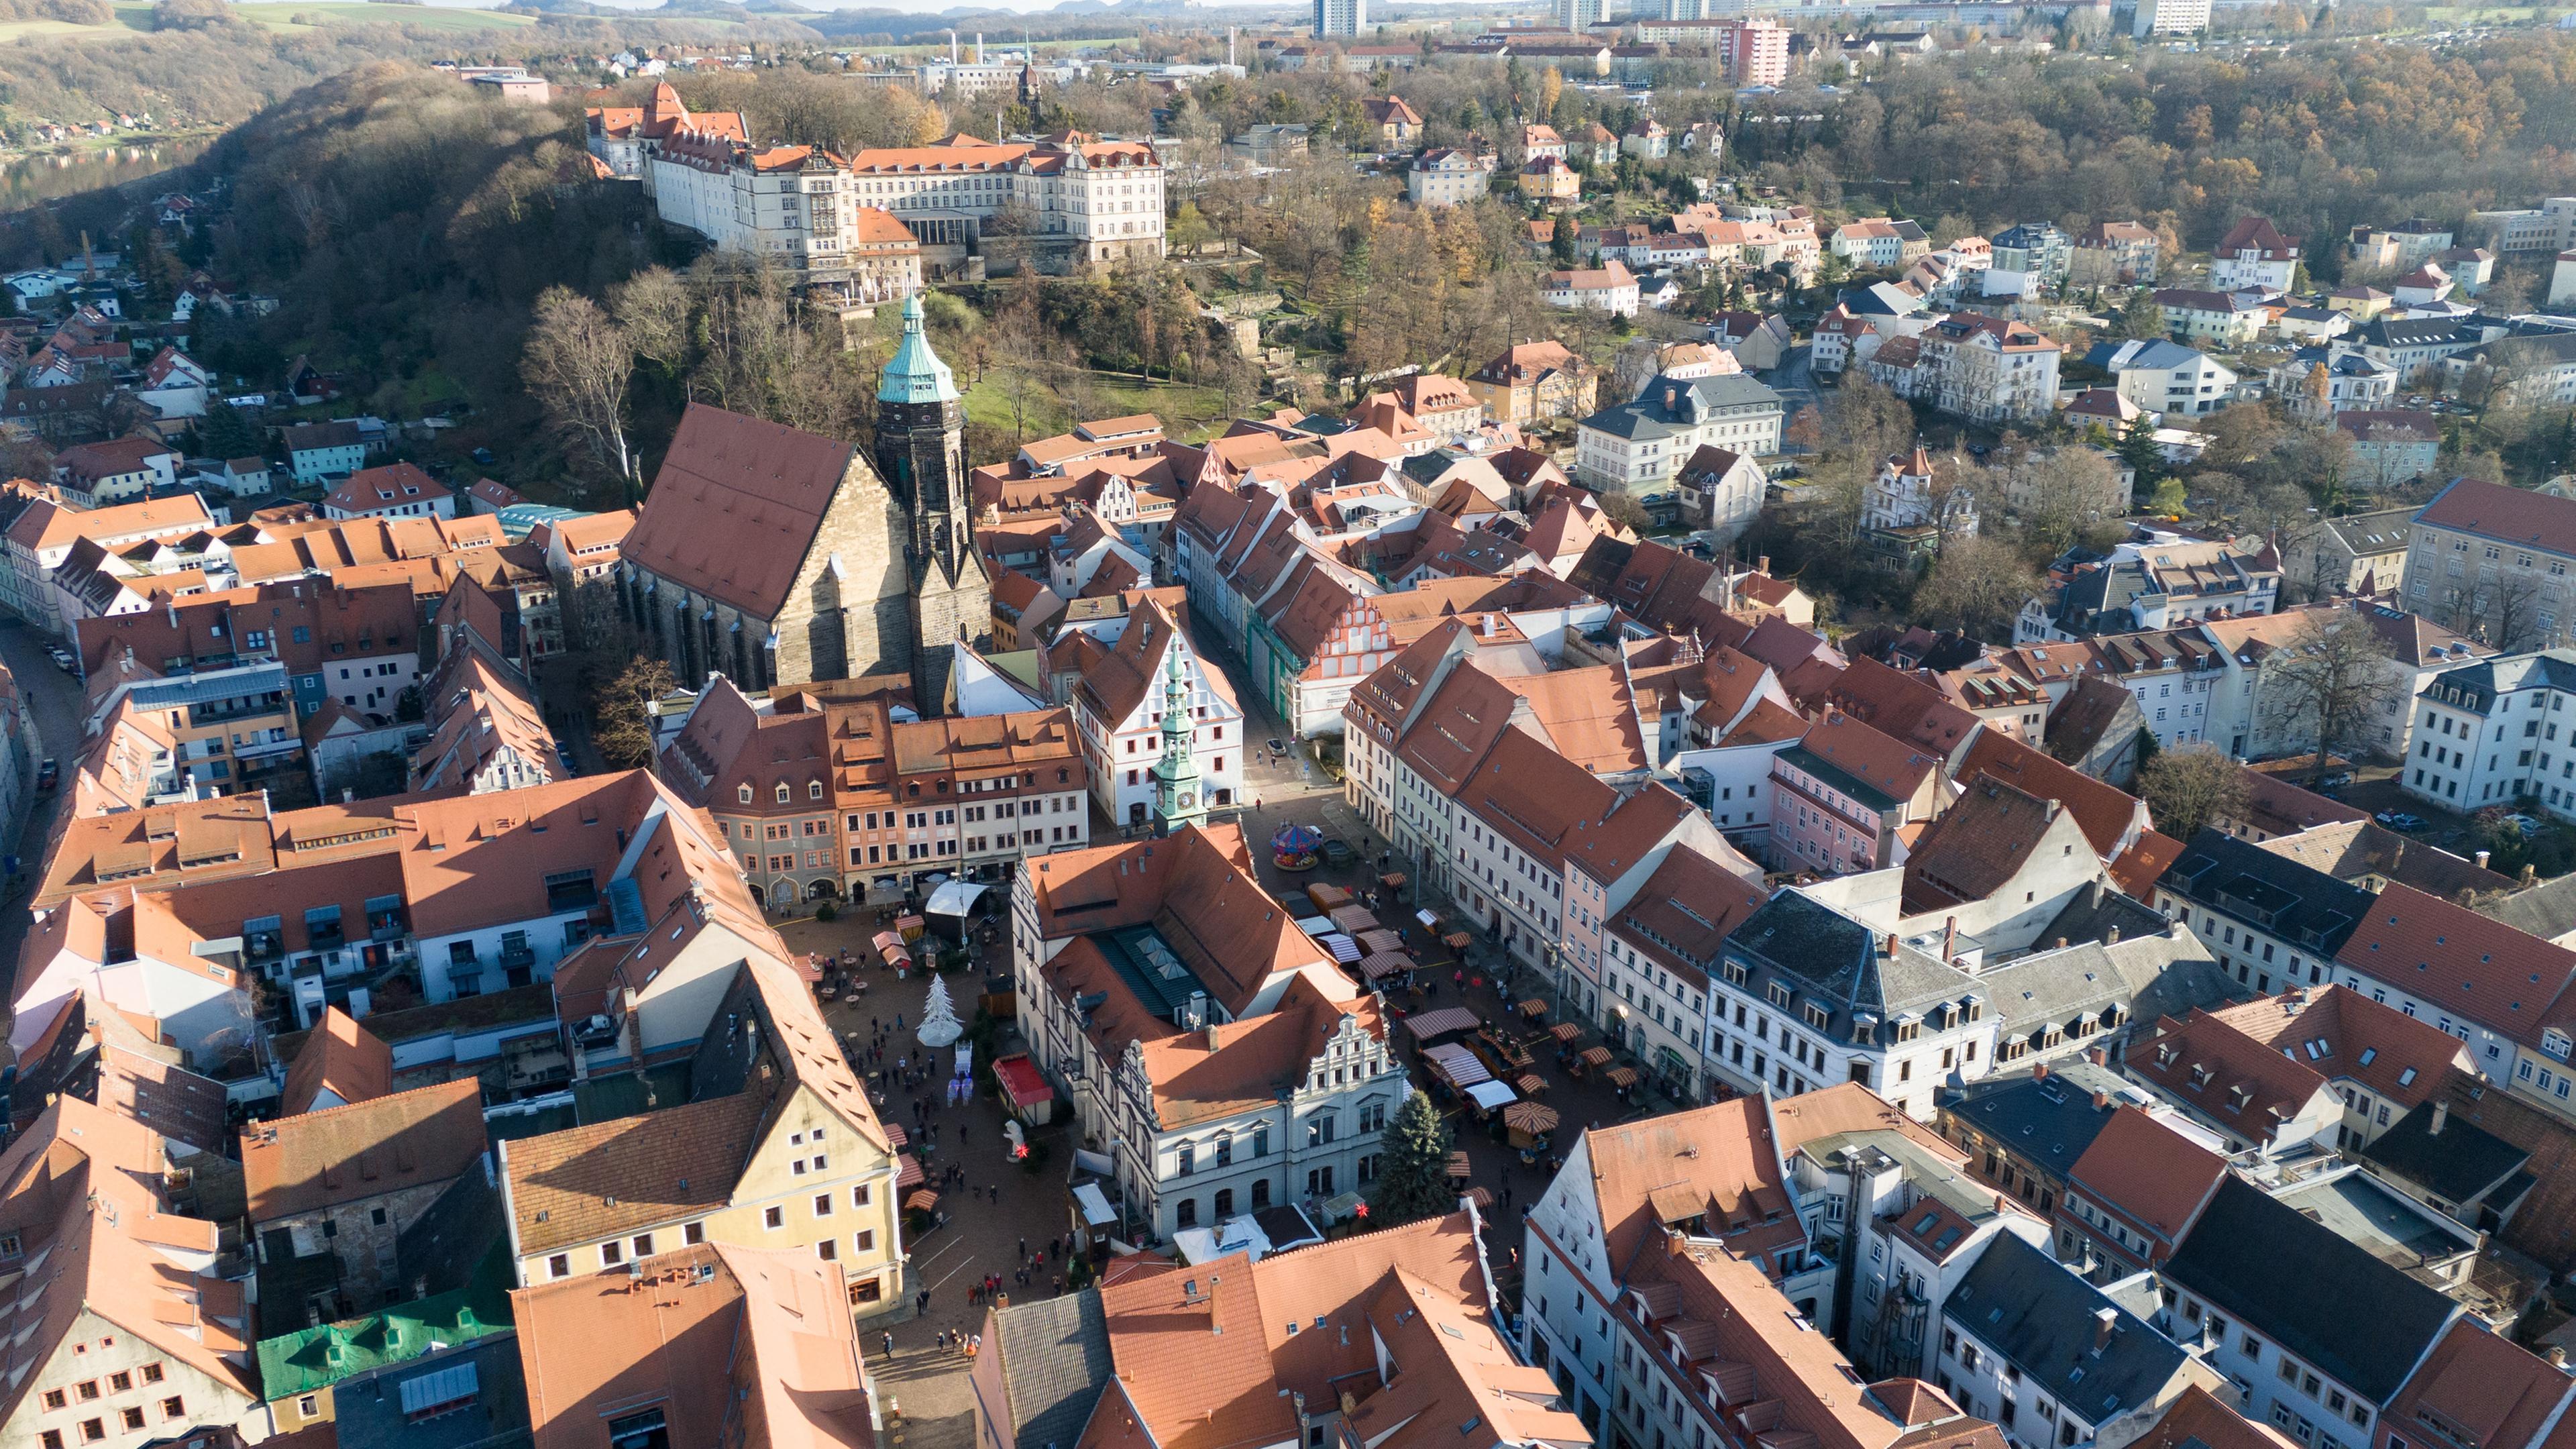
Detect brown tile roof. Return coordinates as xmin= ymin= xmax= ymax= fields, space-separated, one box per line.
xmin=2336 ymin=882 xmax=2576 ymax=1049
xmin=0 ymin=1098 xmax=253 ymax=1424
xmin=2108 ymin=830 xmax=2186 ymax=900
xmin=2131 ymin=1004 xmax=2334 ymax=1132
xmin=2126 ymin=1386 xmax=2298 ymax=1449
xmin=1613 ymin=847 xmax=1768 ymax=991
xmin=2383 ymin=1318 xmax=2575 ymax=1449
xmin=1585 ymin=1096 xmax=1804 ymax=1269
xmin=280 ymin=1005 xmax=392 ymax=1116
xmin=503 ymin=1091 xmax=763 ymax=1254
xmin=1794 ymin=710 xmax=1943 ymax=803
xmin=1902 ymin=777 xmax=2079 ymax=914
xmin=1772 ymin=1082 xmax=1965 ymax=1163
xmin=517 ymin=1241 xmax=874 ymax=1449
xmin=244 ymin=1077 xmax=488 ymax=1222
xmin=1097 ymin=1251 xmax=1299 ymax=1449
xmin=1027 ymin=824 xmax=1328 ymax=1020
xmin=1620 ymin=1236 xmax=1902 ymax=1449
xmin=1136 ymin=972 xmax=1377 ymax=1126
xmin=2432 ymin=1069 xmax=2576 ymax=1273
xmin=623 ymin=402 xmax=859 ymax=620
xmin=2202 ymin=985 xmax=2469 ymax=1110
xmin=1953 ymin=729 xmax=2145 ymax=861
xmin=2063 ymin=1105 xmax=2227 ymax=1250
xmin=2418 ymin=478 xmax=2576 ymax=561
xmin=1824 ymin=658 xmax=1980 ymax=756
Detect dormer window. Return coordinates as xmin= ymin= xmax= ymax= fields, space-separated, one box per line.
xmin=810 ymin=781 xmax=825 ymax=801
xmin=739 ymin=785 xmax=754 ymax=804
xmin=775 ymin=783 xmax=791 ymax=804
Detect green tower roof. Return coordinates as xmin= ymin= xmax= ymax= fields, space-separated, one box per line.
xmin=878 ymin=292 xmax=957 ymax=406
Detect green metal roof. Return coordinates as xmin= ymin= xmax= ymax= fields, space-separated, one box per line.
xmin=877 ymin=293 xmax=957 ymax=405
xmin=255 ymin=1246 xmax=515 ymax=1399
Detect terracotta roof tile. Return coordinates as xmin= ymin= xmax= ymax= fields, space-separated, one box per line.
xmin=244 ymin=1077 xmax=488 ymax=1222
xmin=623 ymin=403 xmax=859 ymax=620
xmin=2336 ymin=883 xmax=2576 ymax=1049
xmin=2063 ymin=1105 xmax=2227 ymax=1250
xmin=280 ymin=1005 xmax=393 ymax=1115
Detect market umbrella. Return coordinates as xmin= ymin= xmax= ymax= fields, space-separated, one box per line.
xmin=1445 ymin=1150 xmax=1474 ymax=1180
xmin=1503 ymin=1101 xmax=1560 ymax=1134
xmin=1606 ymin=1066 xmax=1640 ymax=1088
xmin=1550 ymin=1023 xmax=1583 ymax=1043
xmin=1464 ymin=1185 xmax=1495 ymax=1208
xmin=1518 ymin=999 xmax=1547 ymax=1019
xmin=1516 ymin=1073 xmax=1547 ymax=1096
xmin=1578 ymin=1045 xmax=1613 ymax=1067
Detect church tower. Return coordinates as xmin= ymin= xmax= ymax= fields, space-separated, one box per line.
xmin=1148 ymin=641 xmax=1208 ymax=837
xmin=874 ymin=294 xmax=991 ymax=715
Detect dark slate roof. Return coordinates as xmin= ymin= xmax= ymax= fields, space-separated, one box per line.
xmin=1943 ymin=1060 xmax=2134 ymax=1177
xmin=2157 ymin=829 xmax=2373 ymax=959
xmin=2357 ymin=316 xmax=2482 ymax=349
xmin=1945 ymin=1232 xmax=2192 ymax=1425
xmin=2478 ymin=873 xmax=2576 ymax=943
xmin=1578 ymin=372 xmax=1784 ymax=443
xmin=1723 ymin=890 xmax=1981 ymax=1045
xmin=2416 ymin=649 xmax=2576 ymax=714
xmin=993 ymin=1287 xmax=1114 ymax=1449
xmin=2360 ymin=1100 xmax=2531 ymax=1209
xmin=2161 ymin=1177 xmax=2457 ymax=1403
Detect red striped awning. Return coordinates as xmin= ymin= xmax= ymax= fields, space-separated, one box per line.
xmin=896 ymin=1153 xmax=924 ymax=1187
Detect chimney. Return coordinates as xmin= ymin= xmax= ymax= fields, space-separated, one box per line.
xmin=2055 ymin=936 xmax=2069 ymax=950
xmin=2430 ymin=1099 xmax=2449 ymax=1136
xmin=2092 ymin=1089 xmax=2110 ymax=1110
xmin=2092 ymin=1307 xmax=2117 ymax=1352
xmin=1757 ymin=555 xmax=1770 ymax=574
xmin=2524 ymin=863 xmax=2540 ymax=885
xmin=2550 ymin=1346 xmax=2569 ymax=1369
xmin=2088 ymin=1046 xmax=2106 ymax=1067
xmin=2033 ymin=1061 xmax=2049 ymax=1081
xmin=1884 ymin=932 xmax=1899 ymax=959
xmin=1943 ymin=916 xmax=1957 ymax=961
xmin=2106 ymin=925 xmax=2121 ymax=945
xmin=2477 ymin=849 xmax=2492 ymax=869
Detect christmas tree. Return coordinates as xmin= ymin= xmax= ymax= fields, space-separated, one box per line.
xmin=1366 ymin=1090 xmax=1458 ymax=1228
xmin=918 ymin=971 xmax=963 ymax=1049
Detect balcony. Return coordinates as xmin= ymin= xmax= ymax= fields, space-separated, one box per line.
xmin=306 ymin=922 xmax=345 ymax=953
xmin=498 ymin=941 xmax=537 ymax=973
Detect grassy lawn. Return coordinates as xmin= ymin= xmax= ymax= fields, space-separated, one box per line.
xmin=0 ymin=17 xmax=123 ymax=38
xmin=960 ymin=370 xmax=1234 ymax=445
xmin=211 ymin=2 xmax=539 ymax=30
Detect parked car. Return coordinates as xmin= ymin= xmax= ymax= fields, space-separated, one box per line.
xmin=2375 ymin=810 xmax=2425 ymax=830
xmin=470 ymin=447 xmax=497 ymax=467
xmin=2504 ymin=812 xmax=2544 ymax=837
xmin=34 ymin=758 xmax=56 ymax=792
xmin=2314 ymin=771 xmax=2355 ymax=789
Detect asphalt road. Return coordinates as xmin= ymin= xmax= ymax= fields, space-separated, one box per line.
xmin=1767 ymin=343 xmax=1819 ymax=445
xmin=0 ymin=616 xmax=85 ymax=1006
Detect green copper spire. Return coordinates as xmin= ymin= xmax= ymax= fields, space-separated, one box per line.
xmin=877 ymin=292 xmax=957 ymax=406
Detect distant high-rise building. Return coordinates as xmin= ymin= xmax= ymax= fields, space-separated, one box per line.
xmin=2134 ymin=0 xmax=2210 ymax=36
xmin=1314 ymin=0 xmax=1364 ymax=38
xmin=1562 ymin=0 xmax=1608 ymax=30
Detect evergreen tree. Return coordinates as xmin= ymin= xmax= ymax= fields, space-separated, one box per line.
xmin=2116 ymin=288 xmax=2164 ymax=340
xmin=1366 ymin=1090 xmax=1458 ymax=1227
xmin=2117 ymin=413 xmax=2163 ymax=498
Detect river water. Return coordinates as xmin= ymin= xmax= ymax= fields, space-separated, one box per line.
xmin=0 ymin=137 xmax=211 ymax=215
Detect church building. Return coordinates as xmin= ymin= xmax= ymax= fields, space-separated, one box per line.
xmin=617 ymin=296 xmax=993 ymax=703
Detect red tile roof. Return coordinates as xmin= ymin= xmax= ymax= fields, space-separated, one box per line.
xmin=623 ymin=402 xmax=859 ymax=620
xmin=2336 ymin=882 xmax=2576 ymax=1049
xmin=2063 ymin=1105 xmax=2227 ymax=1252
xmin=2417 ymin=478 xmax=2576 ymax=561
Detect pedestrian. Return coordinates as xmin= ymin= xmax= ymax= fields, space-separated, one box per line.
xmin=918 ymin=1289 xmax=930 ymax=1314
xmin=1501 ymin=1182 xmax=1514 ymax=1210
xmin=883 ymin=1331 xmax=895 ymax=1358
xmin=1053 ymin=1273 xmax=1064 ymax=1295
xmin=872 ymin=1015 xmax=880 ymax=1034
xmin=1019 ymin=1236 xmax=1028 ymax=1261
xmin=961 ymin=1124 xmax=971 ymax=1146
xmin=989 ymin=1183 xmax=999 ymax=1203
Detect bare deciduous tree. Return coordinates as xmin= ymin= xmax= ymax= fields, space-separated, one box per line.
xmin=521 ymin=287 xmax=637 ymax=496
xmin=2137 ymin=743 xmax=2249 ymax=842
xmin=2258 ymin=607 xmax=2408 ymax=781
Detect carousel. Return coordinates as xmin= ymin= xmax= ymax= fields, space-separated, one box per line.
xmin=1271 ymin=822 xmax=1326 ymax=871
